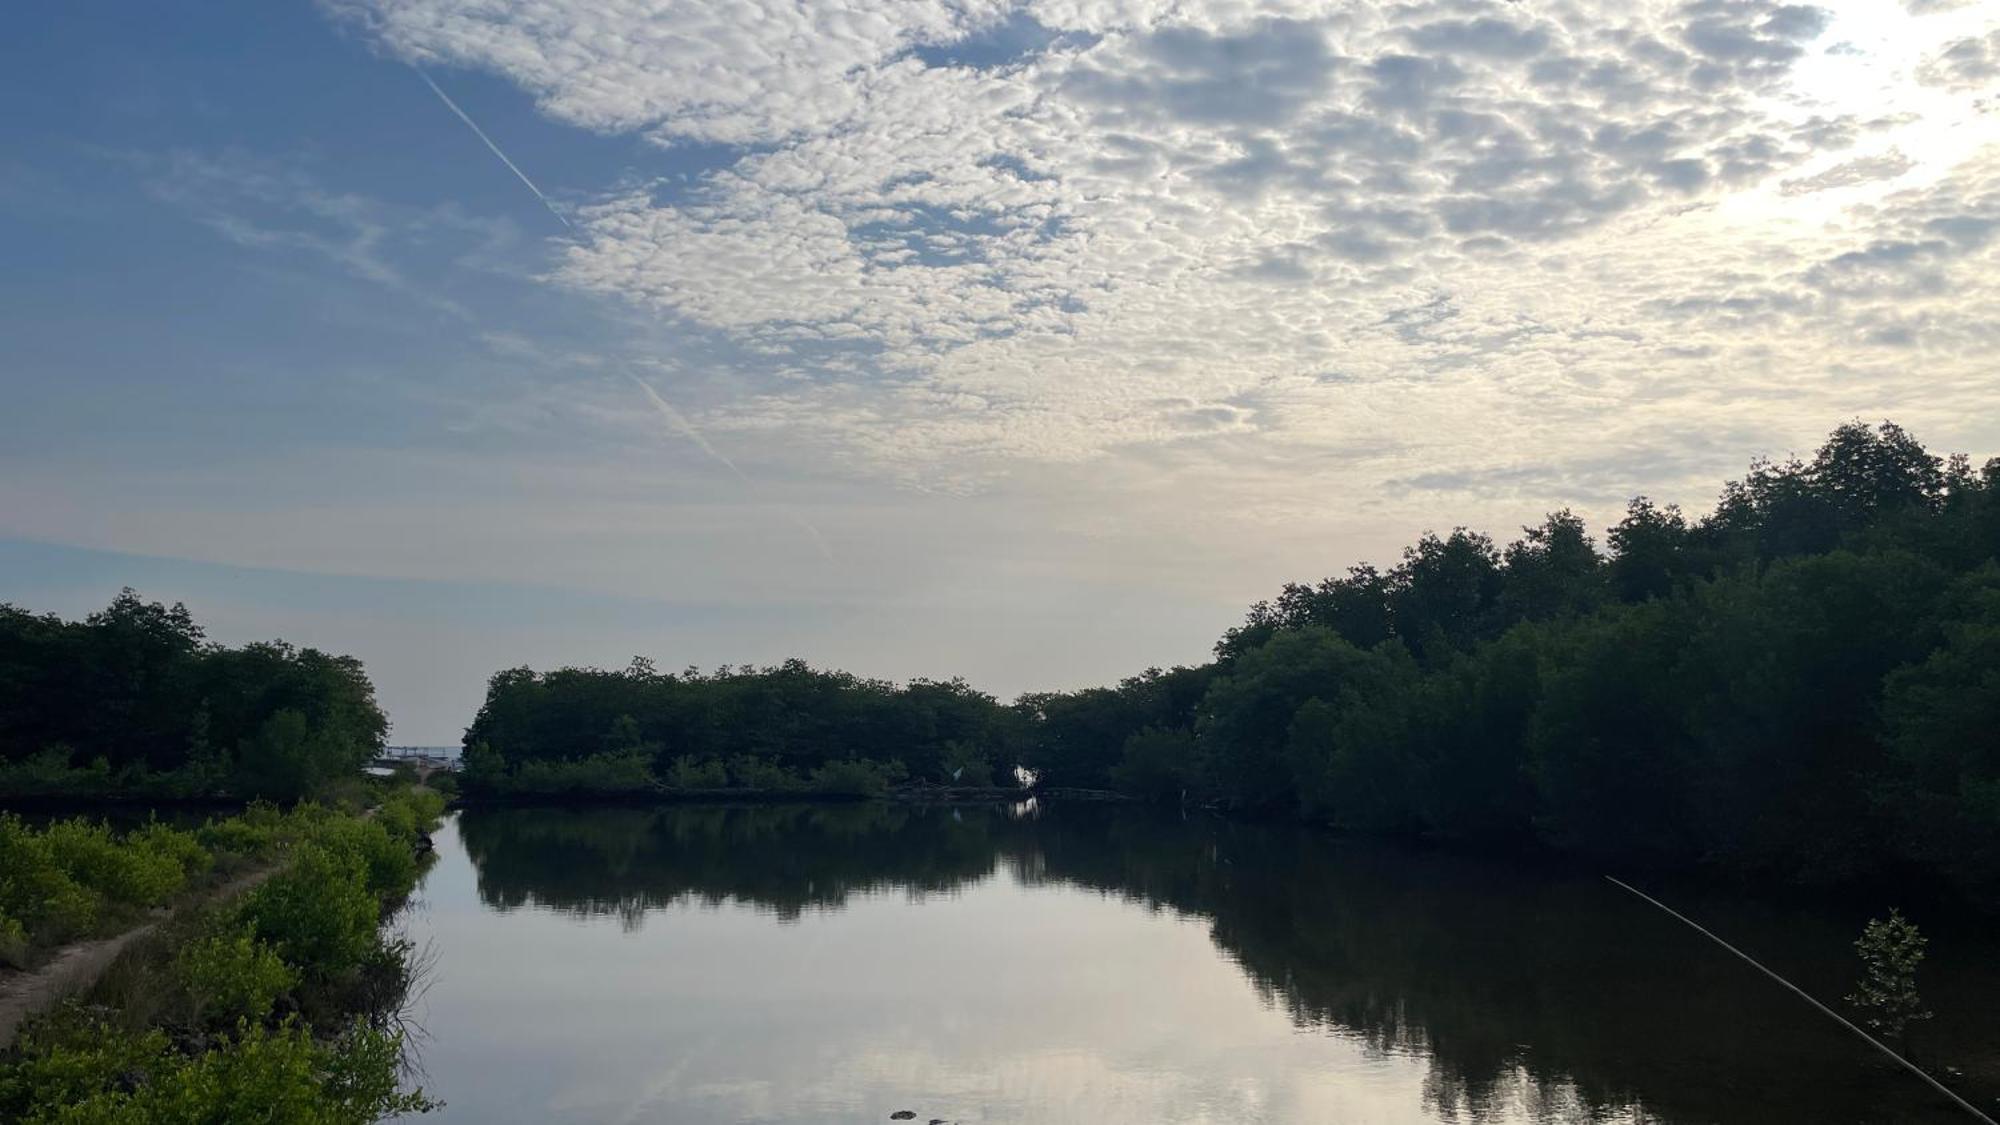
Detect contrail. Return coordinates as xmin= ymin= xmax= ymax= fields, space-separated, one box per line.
xmin=414 ymin=67 xmax=573 ymax=231
xmin=628 ymin=373 xmax=835 ymax=562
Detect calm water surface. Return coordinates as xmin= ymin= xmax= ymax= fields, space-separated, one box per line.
xmin=394 ymin=803 xmax=2000 ymax=1124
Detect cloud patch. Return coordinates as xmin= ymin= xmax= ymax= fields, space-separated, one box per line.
xmin=323 ymin=0 xmax=2000 ymax=488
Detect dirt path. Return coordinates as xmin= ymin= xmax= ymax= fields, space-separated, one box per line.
xmin=0 ymin=865 xmax=280 ymax=1049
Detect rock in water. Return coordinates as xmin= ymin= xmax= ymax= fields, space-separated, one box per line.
xmin=890 ymin=1113 xmax=916 ymax=1121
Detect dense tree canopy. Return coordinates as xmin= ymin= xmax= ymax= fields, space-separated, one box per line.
xmin=1015 ymin=420 xmax=2000 ymax=901
xmin=454 ymin=421 xmax=2000 ymax=900
xmin=0 ymin=590 xmax=387 ymax=799
xmin=462 ymin=658 xmax=1021 ymax=795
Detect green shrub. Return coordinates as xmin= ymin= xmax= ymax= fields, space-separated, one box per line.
xmin=195 ymin=815 xmax=280 ymax=859
xmin=43 ymin=819 xmax=190 ymax=907
xmin=172 ymin=922 xmax=297 ymax=1027
xmin=0 ymin=1019 xmax=171 ymax=1119
xmin=375 ymin=788 xmax=445 ymax=844
xmin=0 ymin=909 xmax=27 ymax=968
xmin=0 ymin=815 xmax=98 ymax=942
xmin=241 ymin=845 xmax=379 ymax=979
xmin=728 ymin=756 xmax=805 ymax=790
xmin=663 ymin=754 xmax=728 ymax=790
xmin=808 ymin=758 xmax=907 ymax=796
xmin=129 ymin=822 xmax=212 ymax=879
xmin=510 ymin=750 xmax=657 ymax=794
xmin=304 ymin=818 xmax=417 ymax=902
xmin=0 ymin=1017 xmax=434 ymax=1124
xmin=939 ymin=740 xmax=995 ymax=787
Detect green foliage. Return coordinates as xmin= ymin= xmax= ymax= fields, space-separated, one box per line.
xmin=727 ymin=755 xmax=806 ymax=790
xmin=508 ymin=749 xmax=658 ymax=794
xmin=0 ymin=590 xmax=388 ymax=800
xmin=42 ymin=819 xmax=204 ymax=907
xmin=0 ymin=797 xmax=441 ymax=1122
xmin=373 ymin=787 xmax=446 ymax=845
xmin=1876 ymin=566 xmax=2000 ymax=900
xmin=462 ymin=658 xmax=1019 ymax=792
xmin=0 ymin=815 xmax=98 ymax=946
xmin=808 ymin=758 xmax=907 ymax=796
xmin=172 ymin=921 xmax=298 ymax=1027
xmin=1015 ymin=420 xmax=2000 ymax=901
xmin=1846 ymin=909 xmax=1932 ymax=1042
xmin=1112 ymin=727 xmax=1198 ymax=800
xmin=0 ymin=1017 xmax=434 ymax=1124
xmin=938 ymin=740 xmax=994 ymax=787
xmin=194 ymin=802 xmax=289 ymax=858
xmin=0 ymin=815 xmax=214 ymax=957
xmin=0 ymin=909 xmax=27 ymax=969
xmin=241 ymin=845 xmax=382 ymax=980
xmin=663 ymin=754 xmax=728 ymax=789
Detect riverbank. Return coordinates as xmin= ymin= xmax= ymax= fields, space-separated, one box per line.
xmin=0 ymin=789 xmax=445 ymax=1121
xmin=450 ymin=782 xmax=1133 ymax=808
xmin=0 ymin=862 xmax=283 ymax=1049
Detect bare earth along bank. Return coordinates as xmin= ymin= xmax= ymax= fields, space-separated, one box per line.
xmin=0 ymin=863 xmax=281 ymax=1049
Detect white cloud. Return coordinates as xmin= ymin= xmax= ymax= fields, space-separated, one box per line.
xmin=325 ymin=0 xmax=1999 ymax=496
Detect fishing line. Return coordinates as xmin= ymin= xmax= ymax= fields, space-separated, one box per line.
xmin=1605 ymin=876 xmax=1996 ymax=1124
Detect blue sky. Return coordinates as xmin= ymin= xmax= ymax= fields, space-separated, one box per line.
xmin=4 ymin=0 xmax=1998 ymax=741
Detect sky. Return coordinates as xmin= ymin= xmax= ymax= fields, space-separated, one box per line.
xmin=3 ymin=0 xmax=1997 ymax=743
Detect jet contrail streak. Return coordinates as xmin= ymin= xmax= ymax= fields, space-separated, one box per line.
xmin=628 ymin=374 xmax=835 ymax=562
xmin=630 ymin=374 xmax=747 ymax=480
xmin=414 ymin=67 xmax=573 ymax=231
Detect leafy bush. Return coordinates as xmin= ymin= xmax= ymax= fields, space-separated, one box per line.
xmin=663 ymin=754 xmax=728 ymax=790
xmin=172 ymin=921 xmax=298 ymax=1027
xmin=939 ymin=740 xmax=995 ymax=787
xmin=43 ymin=819 xmax=191 ymax=907
xmin=195 ymin=815 xmax=281 ymax=859
xmin=526 ymin=750 xmax=656 ymax=794
xmin=727 ymin=755 xmax=805 ymax=790
xmin=128 ymin=822 xmax=212 ymax=880
xmin=0 ymin=1017 xmax=433 ymax=1124
xmin=0 ymin=909 xmax=27 ymax=969
xmin=375 ymin=788 xmax=446 ymax=844
xmin=241 ymin=845 xmax=380 ymax=979
xmin=310 ymin=817 xmax=418 ymax=902
xmin=808 ymin=758 xmax=907 ymax=796
xmin=0 ymin=814 xmax=99 ymax=944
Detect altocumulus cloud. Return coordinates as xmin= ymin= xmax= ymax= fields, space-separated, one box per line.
xmin=327 ymin=0 xmax=2000 ymax=493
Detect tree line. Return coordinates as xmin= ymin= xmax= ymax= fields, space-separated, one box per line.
xmin=4 ymin=419 xmax=1995 ymax=902
xmin=460 ymin=421 xmax=2000 ymax=903
xmin=0 ymin=590 xmax=388 ymax=800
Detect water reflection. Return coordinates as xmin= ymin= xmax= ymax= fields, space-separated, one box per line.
xmin=413 ymin=803 xmax=1998 ymax=1124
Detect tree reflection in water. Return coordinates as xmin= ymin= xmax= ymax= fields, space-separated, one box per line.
xmin=457 ymin=803 xmax=2000 ymax=1124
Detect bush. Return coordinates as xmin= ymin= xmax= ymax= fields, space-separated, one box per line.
xmin=939 ymin=740 xmax=994 ymax=787
xmin=241 ymin=845 xmax=380 ymax=980
xmin=375 ymin=788 xmax=446 ymax=844
xmin=307 ymin=818 xmax=418 ymax=902
xmin=128 ymin=822 xmax=212 ymax=880
xmin=0 ymin=909 xmax=27 ymax=969
xmin=0 ymin=815 xmax=99 ymax=944
xmin=662 ymin=754 xmax=728 ymax=790
xmin=195 ymin=815 xmax=281 ymax=860
xmin=0 ymin=1017 xmax=434 ymax=1124
xmin=808 ymin=758 xmax=907 ymax=796
xmin=727 ymin=756 xmax=805 ymax=790
xmin=172 ymin=922 xmax=297 ymax=1027
xmin=43 ymin=819 xmax=192 ymax=907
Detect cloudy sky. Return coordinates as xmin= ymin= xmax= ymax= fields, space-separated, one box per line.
xmin=4 ymin=0 xmax=1997 ymax=741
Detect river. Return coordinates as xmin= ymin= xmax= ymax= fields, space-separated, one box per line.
xmin=391 ymin=802 xmax=2000 ymax=1124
